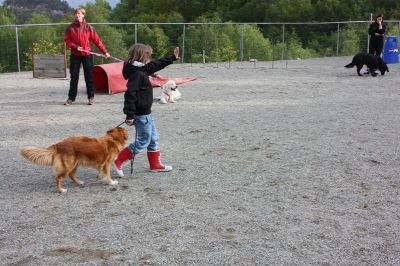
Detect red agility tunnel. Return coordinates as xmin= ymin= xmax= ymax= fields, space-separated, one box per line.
xmin=93 ymin=62 xmax=126 ymax=94
xmin=93 ymin=61 xmax=196 ymax=94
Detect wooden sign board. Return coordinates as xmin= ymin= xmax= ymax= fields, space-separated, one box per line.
xmin=32 ymin=54 xmax=67 ymax=78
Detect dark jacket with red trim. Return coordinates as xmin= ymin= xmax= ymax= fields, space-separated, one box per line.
xmin=122 ymin=55 xmax=177 ymax=119
xmin=64 ymin=21 xmax=107 ymax=56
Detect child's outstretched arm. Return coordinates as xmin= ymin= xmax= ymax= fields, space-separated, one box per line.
xmin=174 ymin=47 xmax=180 ymax=59
xmin=143 ymin=47 xmax=180 ymax=75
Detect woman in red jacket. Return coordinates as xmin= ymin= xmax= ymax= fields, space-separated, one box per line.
xmin=64 ymin=7 xmax=110 ymax=105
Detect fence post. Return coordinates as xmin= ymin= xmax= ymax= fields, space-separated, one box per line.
xmin=134 ymin=24 xmax=137 ymax=44
xmin=336 ymin=23 xmax=340 ymax=56
xmin=398 ymin=21 xmax=400 ymax=43
xmin=15 ymin=26 xmax=21 ymax=72
xmin=281 ymin=23 xmax=285 ymax=60
xmin=182 ymin=24 xmax=186 ymax=63
xmin=367 ymin=13 xmax=372 ymax=53
xmin=240 ymin=24 xmax=244 ymax=61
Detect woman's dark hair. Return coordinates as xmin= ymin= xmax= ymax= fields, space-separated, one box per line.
xmin=375 ymin=14 xmax=384 ymax=23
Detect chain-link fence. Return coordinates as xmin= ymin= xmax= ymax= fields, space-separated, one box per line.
xmin=0 ymin=21 xmax=399 ymax=73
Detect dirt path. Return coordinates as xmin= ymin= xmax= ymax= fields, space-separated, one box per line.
xmin=1 ymin=57 xmax=399 ymax=265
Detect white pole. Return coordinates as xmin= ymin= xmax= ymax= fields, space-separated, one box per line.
xmin=134 ymin=24 xmax=137 ymax=44
xmin=281 ymin=24 xmax=285 ymax=60
xmin=336 ymin=23 xmax=340 ymax=56
xmin=16 ymin=26 xmax=20 ymax=72
xmin=367 ymin=13 xmax=372 ymax=53
xmin=240 ymin=24 xmax=244 ymax=61
xmin=182 ymin=24 xmax=186 ymax=63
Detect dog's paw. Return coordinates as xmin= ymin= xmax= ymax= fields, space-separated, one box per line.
xmin=109 ymin=180 xmax=118 ymax=186
xmin=77 ymin=180 xmax=85 ymax=185
xmin=59 ymin=188 xmax=67 ymax=193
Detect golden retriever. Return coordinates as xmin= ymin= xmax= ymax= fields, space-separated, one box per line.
xmin=20 ymin=127 xmax=128 ymax=193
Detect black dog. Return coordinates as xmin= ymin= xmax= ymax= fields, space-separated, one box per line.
xmin=345 ymin=53 xmax=389 ymax=76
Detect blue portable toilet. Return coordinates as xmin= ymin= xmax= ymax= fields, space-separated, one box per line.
xmin=383 ymin=36 xmax=399 ymax=64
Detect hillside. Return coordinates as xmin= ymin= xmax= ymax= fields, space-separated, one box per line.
xmin=4 ymin=0 xmax=72 ymax=23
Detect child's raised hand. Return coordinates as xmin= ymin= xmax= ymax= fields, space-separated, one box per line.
xmin=174 ymin=47 xmax=180 ymax=59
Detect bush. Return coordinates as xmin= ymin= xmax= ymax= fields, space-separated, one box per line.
xmin=137 ymin=25 xmax=169 ymax=58
xmin=242 ymin=25 xmax=273 ymax=61
xmin=340 ymin=27 xmax=361 ymax=56
xmin=23 ymin=39 xmax=64 ymax=70
xmin=209 ymin=46 xmax=237 ymax=62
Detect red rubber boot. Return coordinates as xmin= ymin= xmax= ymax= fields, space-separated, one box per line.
xmin=113 ymin=147 xmax=132 ymax=177
xmin=147 ymin=150 xmax=172 ymax=172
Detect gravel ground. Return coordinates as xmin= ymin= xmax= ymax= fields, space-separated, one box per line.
xmin=0 ymin=57 xmax=400 ymax=265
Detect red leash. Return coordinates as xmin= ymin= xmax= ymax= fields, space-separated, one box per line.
xmin=79 ymin=49 xmax=123 ymax=62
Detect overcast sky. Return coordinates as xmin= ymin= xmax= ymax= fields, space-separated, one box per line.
xmin=0 ymin=0 xmax=120 ymax=8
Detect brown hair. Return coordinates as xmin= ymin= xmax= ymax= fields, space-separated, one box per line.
xmin=127 ymin=43 xmax=153 ymax=63
xmin=74 ymin=7 xmax=86 ymax=15
xmin=375 ymin=14 xmax=384 ymax=24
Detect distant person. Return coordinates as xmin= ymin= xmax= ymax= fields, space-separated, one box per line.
xmin=113 ymin=44 xmax=180 ymax=177
xmin=64 ymin=7 xmax=110 ymax=105
xmin=368 ymin=14 xmax=385 ymax=56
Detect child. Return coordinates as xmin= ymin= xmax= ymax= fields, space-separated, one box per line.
xmin=113 ymin=44 xmax=179 ymax=177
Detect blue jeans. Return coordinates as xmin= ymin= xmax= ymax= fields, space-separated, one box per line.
xmin=68 ymin=54 xmax=94 ymax=100
xmin=128 ymin=114 xmax=159 ymax=154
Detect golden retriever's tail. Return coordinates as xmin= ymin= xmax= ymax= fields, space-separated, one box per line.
xmin=20 ymin=146 xmax=54 ymax=166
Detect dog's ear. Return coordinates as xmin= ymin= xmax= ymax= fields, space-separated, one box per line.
xmin=167 ymin=80 xmax=176 ymax=89
xmin=107 ymin=128 xmax=127 ymax=142
xmin=107 ymin=128 xmax=116 ymax=135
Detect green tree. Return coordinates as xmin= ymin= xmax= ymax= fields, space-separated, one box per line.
xmin=0 ymin=5 xmax=17 ymax=71
xmin=85 ymin=0 xmax=127 ymax=63
xmin=209 ymin=45 xmax=237 ymax=63
xmin=339 ymin=27 xmax=361 ymax=56
xmin=136 ymin=25 xmax=169 ymax=58
xmin=85 ymin=0 xmax=112 ymax=22
xmin=176 ymin=0 xmax=217 ymax=22
xmin=265 ymin=0 xmax=313 ymax=22
xmin=242 ymin=24 xmax=274 ymax=61
xmin=131 ymin=11 xmax=184 ymax=48
xmin=216 ymin=0 xmax=269 ymax=22
xmin=184 ymin=14 xmax=223 ymax=62
xmin=286 ymin=37 xmax=318 ymax=59
xmin=19 ymin=13 xmax=60 ymax=70
xmin=24 ymin=39 xmax=63 ymax=70
xmin=111 ymin=0 xmax=138 ymax=22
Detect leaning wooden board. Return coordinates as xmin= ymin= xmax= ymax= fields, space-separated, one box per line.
xmin=33 ymin=54 xmax=67 ymax=78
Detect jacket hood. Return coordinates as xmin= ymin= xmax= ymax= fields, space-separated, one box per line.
xmin=122 ymin=61 xmax=141 ymax=79
xmin=122 ymin=61 xmax=144 ymax=79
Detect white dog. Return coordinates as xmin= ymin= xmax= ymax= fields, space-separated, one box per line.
xmin=158 ymin=80 xmax=181 ymax=104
